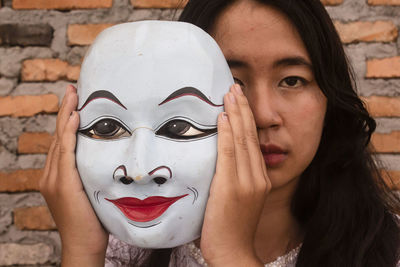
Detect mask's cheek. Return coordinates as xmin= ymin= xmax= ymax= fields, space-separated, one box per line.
xmin=158 ymin=135 xmax=217 ymax=219
xmin=76 ymin=135 xmax=126 ymax=197
xmin=161 ymin=134 xmax=217 ymax=191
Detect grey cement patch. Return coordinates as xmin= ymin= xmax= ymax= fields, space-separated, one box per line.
xmin=0 ymin=47 xmax=56 ymax=78
xmin=13 ymin=81 xmax=71 ymax=104
xmin=0 ymin=78 xmax=17 ymax=96
xmin=66 ymin=46 xmax=88 ymax=65
xmin=326 ymin=2 xmax=400 ymax=22
xmin=0 ymin=115 xmax=57 ymax=153
xmin=376 ymin=154 xmax=400 ymax=171
xmin=16 ymin=155 xmax=47 ymax=169
xmin=376 ymin=118 xmax=400 ymax=133
xmin=359 ymin=79 xmax=400 ymax=97
xmin=0 ymin=145 xmax=17 ymax=171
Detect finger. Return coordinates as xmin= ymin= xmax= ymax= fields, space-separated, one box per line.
xmin=40 ymin=137 xmax=57 ymax=191
xmin=232 ymin=84 xmax=267 ymax=185
xmin=56 ymin=85 xmax=78 ymax=139
xmin=59 ymin=111 xmax=81 ymax=189
xmin=46 ymin=138 xmax=60 ymax=193
xmin=212 ymin=112 xmax=237 ymax=193
xmin=223 ymin=89 xmax=252 ymax=185
xmin=55 ymin=86 xmax=71 ymax=138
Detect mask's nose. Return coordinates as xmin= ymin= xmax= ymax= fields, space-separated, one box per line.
xmin=113 ymin=127 xmax=171 ymax=185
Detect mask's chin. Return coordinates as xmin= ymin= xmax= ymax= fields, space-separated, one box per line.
xmin=106 ymin=209 xmax=203 ymax=248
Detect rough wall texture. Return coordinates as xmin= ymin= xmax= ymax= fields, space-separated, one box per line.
xmin=0 ymin=0 xmax=399 ymax=265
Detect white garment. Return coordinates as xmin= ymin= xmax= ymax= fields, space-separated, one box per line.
xmin=105 ymin=235 xmax=299 ymax=267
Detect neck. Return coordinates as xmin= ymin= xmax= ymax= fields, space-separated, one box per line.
xmin=254 ymin=178 xmax=303 ymax=263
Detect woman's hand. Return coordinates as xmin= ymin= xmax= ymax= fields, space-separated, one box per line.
xmin=40 ymin=85 xmax=108 ymax=267
xmin=201 ymin=84 xmax=271 ymax=266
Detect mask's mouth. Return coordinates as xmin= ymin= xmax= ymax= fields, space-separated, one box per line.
xmin=105 ymin=194 xmax=188 ymax=222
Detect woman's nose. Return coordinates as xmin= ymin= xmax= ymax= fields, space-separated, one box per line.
xmin=247 ymin=87 xmax=283 ymax=129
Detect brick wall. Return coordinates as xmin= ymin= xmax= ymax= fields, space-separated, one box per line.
xmin=0 ymin=0 xmax=399 ymax=265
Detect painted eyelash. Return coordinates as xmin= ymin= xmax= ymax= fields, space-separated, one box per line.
xmin=79 ymin=115 xmax=131 ymax=134
xmin=154 ymin=116 xmax=216 ymax=133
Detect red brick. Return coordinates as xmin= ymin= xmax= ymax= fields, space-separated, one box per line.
xmin=0 ymin=94 xmax=59 ymax=117
xmin=381 ymin=170 xmax=400 ymax=190
xmin=14 ymin=206 xmax=56 ymax=230
xmin=18 ymin=132 xmax=53 ymax=154
xmin=321 ymin=0 xmax=344 ymax=5
xmin=131 ymin=0 xmax=188 ymax=8
xmin=0 ymin=169 xmax=42 ymax=192
xmin=334 ymin=21 xmax=398 ymax=43
xmin=372 ymin=131 xmax=400 ymax=153
xmin=21 ymin=59 xmax=80 ymax=82
xmin=130 ymin=0 xmax=341 ymax=8
xmin=13 ymin=0 xmax=112 ymax=10
xmin=368 ymin=0 xmax=400 ymax=5
xmin=68 ymin=24 xmax=114 ymax=46
xmin=366 ymin=56 xmax=400 ymax=78
xmin=363 ymin=96 xmax=400 ymax=117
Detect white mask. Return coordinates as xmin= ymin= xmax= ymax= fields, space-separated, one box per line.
xmin=76 ymin=21 xmax=233 ymax=248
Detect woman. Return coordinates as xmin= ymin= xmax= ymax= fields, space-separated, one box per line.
xmin=40 ymin=0 xmax=400 ymax=266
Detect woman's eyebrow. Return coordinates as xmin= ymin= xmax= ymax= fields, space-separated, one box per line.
xmin=78 ymin=90 xmax=127 ymax=111
xmin=227 ymin=59 xmax=248 ymax=69
xmin=158 ymin=87 xmax=223 ymax=107
xmin=273 ymin=56 xmax=312 ymax=69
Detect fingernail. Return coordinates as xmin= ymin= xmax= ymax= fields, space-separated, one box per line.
xmin=221 ymin=112 xmax=228 ymax=121
xmin=234 ymin=84 xmax=243 ymax=95
xmin=67 ymin=84 xmax=76 ymax=93
xmin=228 ymin=93 xmax=236 ymax=104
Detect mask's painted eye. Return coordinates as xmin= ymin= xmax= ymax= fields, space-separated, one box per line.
xmin=156 ymin=119 xmax=216 ymax=140
xmin=79 ymin=119 xmax=130 ymax=140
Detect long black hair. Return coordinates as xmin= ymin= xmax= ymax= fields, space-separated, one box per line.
xmin=180 ymin=0 xmax=400 ymax=266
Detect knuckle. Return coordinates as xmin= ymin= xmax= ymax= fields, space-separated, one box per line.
xmin=221 ymin=146 xmax=235 ymax=158
xmin=59 ymin=142 xmax=68 ymax=154
xmin=235 ymin=136 xmax=248 ymax=149
xmin=245 ymin=129 xmax=259 ymax=144
xmin=238 ymin=96 xmax=249 ymax=107
xmin=59 ymin=136 xmax=70 ymax=155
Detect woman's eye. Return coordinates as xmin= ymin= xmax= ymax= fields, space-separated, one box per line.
xmin=80 ymin=119 xmax=130 ymax=140
xmin=156 ymin=120 xmax=216 ymax=140
xmin=279 ymin=76 xmax=307 ymax=88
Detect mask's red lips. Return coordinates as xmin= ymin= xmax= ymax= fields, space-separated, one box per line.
xmin=105 ymin=194 xmax=188 ymax=222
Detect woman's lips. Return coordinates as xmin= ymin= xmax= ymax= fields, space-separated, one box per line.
xmin=260 ymin=144 xmax=288 ymax=167
xmin=105 ymin=194 xmax=188 ymax=222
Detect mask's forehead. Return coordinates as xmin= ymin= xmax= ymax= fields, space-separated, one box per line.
xmin=78 ymin=21 xmax=232 ymax=108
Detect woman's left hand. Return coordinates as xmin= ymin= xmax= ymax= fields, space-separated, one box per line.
xmin=200 ymin=84 xmax=271 ymax=266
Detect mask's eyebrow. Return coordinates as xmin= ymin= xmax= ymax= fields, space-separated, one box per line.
xmin=78 ymin=90 xmax=127 ymax=111
xmin=158 ymin=87 xmax=223 ymax=107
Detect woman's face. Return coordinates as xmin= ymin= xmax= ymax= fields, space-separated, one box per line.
xmin=211 ymin=0 xmax=327 ymax=192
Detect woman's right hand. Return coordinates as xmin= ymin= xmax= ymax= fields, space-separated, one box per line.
xmin=40 ymin=85 xmax=108 ymax=267
xmin=200 ymin=84 xmax=271 ymax=266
